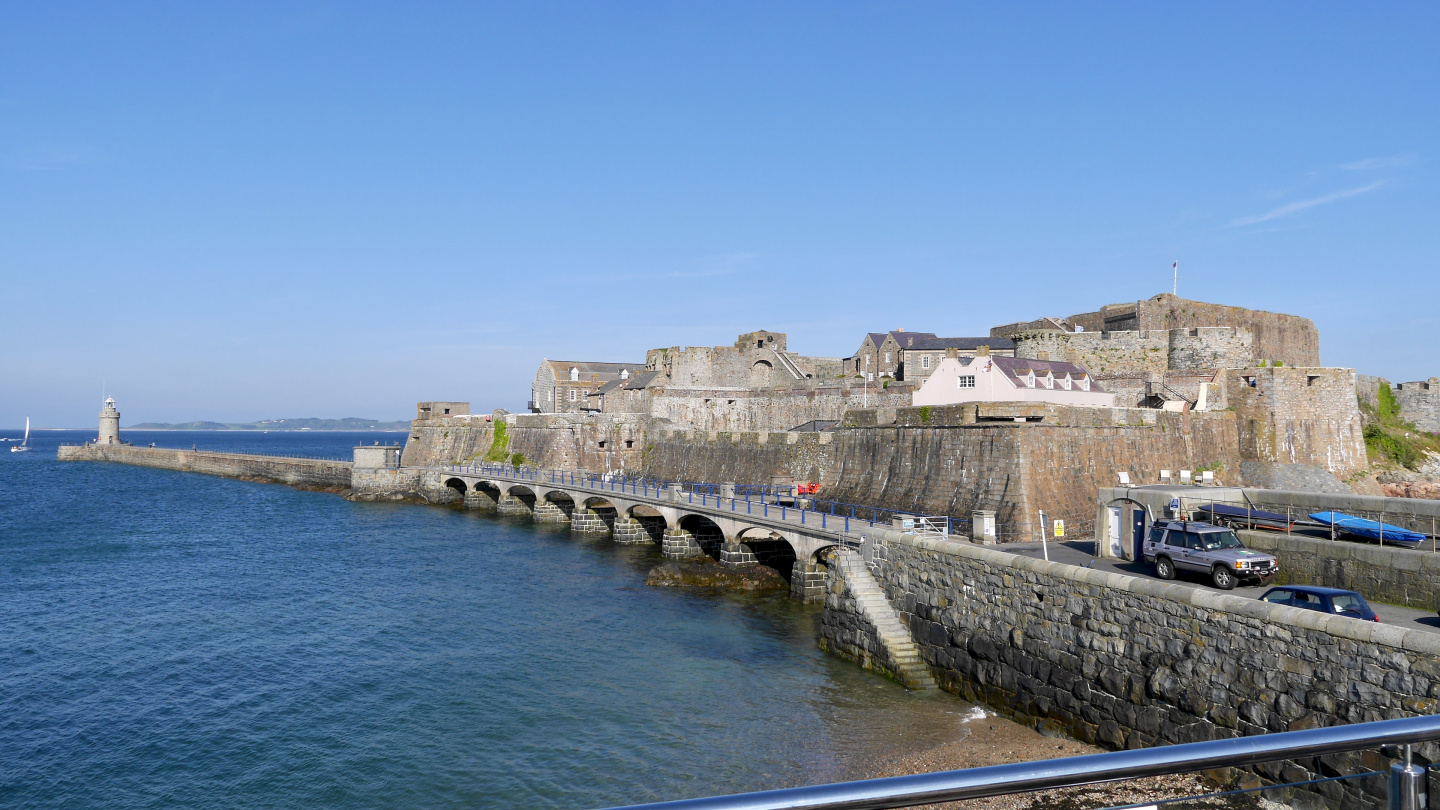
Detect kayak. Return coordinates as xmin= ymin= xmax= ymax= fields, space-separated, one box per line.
xmin=1195 ymin=502 xmax=1293 ymax=531
xmin=1308 ymin=511 xmax=1427 ymax=548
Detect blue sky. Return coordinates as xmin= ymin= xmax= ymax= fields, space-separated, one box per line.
xmin=3 ymin=2 xmax=1436 ymax=427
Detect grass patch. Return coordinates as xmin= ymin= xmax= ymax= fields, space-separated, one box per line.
xmin=919 ymin=405 xmax=933 ymax=424
xmin=482 ymin=421 xmax=511 ymax=463
xmin=510 ymin=452 xmax=527 ymax=467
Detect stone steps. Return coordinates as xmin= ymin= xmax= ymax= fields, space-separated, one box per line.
xmin=833 ymin=550 xmax=936 ymax=691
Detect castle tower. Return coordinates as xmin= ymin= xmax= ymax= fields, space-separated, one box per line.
xmin=98 ymin=397 xmax=120 ymax=445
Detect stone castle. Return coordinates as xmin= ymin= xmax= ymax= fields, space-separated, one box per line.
xmin=396 ymin=292 xmax=1393 ymax=538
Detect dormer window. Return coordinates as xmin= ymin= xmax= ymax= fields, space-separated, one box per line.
xmin=621 ymin=369 xmax=629 ymax=379
xmin=570 ymin=367 xmax=580 ymax=381
xmin=1040 ymin=373 xmax=1053 ymax=389
xmin=1060 ymin=374 xmax=1072 ymax=390
xmin=1024 ymin=371 xmax=1035 ymax=388
xmin=1079 ymin=376 xmax=1090 ymax=391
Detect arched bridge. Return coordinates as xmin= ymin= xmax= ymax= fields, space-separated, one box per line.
xmin=425 ymin=463 xmax=944 ymax=602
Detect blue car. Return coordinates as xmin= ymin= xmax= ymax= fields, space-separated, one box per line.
xmin=1259 ymin=585 xmax=1378 ymax=622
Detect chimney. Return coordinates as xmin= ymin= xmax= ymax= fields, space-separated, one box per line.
xmin=945 ymin=347 xmax=959 ymax=358
xmin=896 ymin=328 xmax=904 ymax=332
xmin=976 ymin=345 xmax=990 ymax=357
xmin=1037 ymin=351 xmax=1050 ymax=361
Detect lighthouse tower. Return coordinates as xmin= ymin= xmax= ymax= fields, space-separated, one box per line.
xmin=98 ymin=397 xmax=121 ymax=445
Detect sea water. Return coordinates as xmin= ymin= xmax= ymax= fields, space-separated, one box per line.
xmin=1 ymin=430 xmax=972 ymax=809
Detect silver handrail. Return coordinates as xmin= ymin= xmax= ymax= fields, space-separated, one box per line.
xmin=595 ymin=714 xmax=1440 ymax=810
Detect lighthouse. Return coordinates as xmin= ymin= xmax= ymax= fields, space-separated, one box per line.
xmin=98 ymin=397 xmax=121 ymax=445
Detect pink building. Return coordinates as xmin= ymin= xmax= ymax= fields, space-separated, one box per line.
xmin=912 ymin=350 xmax=1116 ymax=408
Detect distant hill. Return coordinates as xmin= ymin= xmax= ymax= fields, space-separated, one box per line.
xmin=125 ymin=417 xmax=410 ymax=431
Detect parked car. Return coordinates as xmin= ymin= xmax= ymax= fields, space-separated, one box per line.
xmin=1142 ymin=519 xmax=1279 ymax=590
xmin=1259 ymin=585 xmax=1379 ymax=622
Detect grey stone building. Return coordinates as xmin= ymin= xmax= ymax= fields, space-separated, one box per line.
xmin=900 ymin=337 xmax=1016 ymax=383
xmin=845 ymin=330 xmax=937 ymax=380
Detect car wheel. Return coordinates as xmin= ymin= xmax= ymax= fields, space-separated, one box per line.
xmin=1155 ymin=557 xmax=1176 ymax=580
xmin=1212 ymin=565 xmax=1236 ymax=590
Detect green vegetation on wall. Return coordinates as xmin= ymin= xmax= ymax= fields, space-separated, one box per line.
xmin=919 ymin=405 xmax=933 ymax=425
xmin=482 ymin=421 xmax=511 ymax=463
xmin=1360 ymin=382 xmax=1439 ymax=470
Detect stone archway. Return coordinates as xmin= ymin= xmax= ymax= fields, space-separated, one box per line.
xmin=614 ymin=505 xmax=666 ymax=545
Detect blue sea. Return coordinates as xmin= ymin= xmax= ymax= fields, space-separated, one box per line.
xmin=1 ymin=430 xmax=973 ymax=809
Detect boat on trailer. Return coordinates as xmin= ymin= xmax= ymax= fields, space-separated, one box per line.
xmin=1194 ymin=502 xmax=1294 ymax=531
xmin=1308 ymin=511 xmax=1427 ymax=548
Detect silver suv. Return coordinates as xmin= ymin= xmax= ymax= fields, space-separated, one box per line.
xmin=1142 ymin=520 xmax=1279 ymax=590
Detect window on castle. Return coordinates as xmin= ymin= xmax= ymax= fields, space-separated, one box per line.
xmin=958 ymin=376 xmax=976 ymax=388
xmin=1025 ymin=373 xmax=1035 ymax=388
xmin=569 ymin=390 xmax=577 ymax=402
xmin=921 ymin=355 xmax=931 ymax=369
xmin=1079 ymin=377 xmax=1090 ymax=391
xmin=885 ymin=352 xmax=891 ymax=363
xmin=1060 ymin=376 xmax=1072 ymax=390
xmin=598 ymin=441 xmax=607 ymax=448
xmin=1307 ymin=375 xmax=1320 ymax=387
xmin=625 ymin=440 xmax=634 ymax=449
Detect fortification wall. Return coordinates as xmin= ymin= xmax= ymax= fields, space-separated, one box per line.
xmin=1229 ymin=368 xmax=1368 ymax=478
xmin=57 ymin=444 xmax=352 ymax=490
xmin=1015 ymin=330 xmax=1172 ymax=375
xmin=825 ymin=405 xmax=1241 ymax=538
xmin=822 ymin=528 xmax=1440 ymax=809
xmin=503 ymin=413 xmax=649 ymax=474
xmin=1135 ymin=294 xmax=1320 ymax=367
xmin=639 ymin=386 xmax=909 ymax=433
xmin=640 ymin=428 xmax=835 ymax=485
xmin=1168 ymin=326 xmax=1254 ymax=370
xmin=1395 ymin=379 xmax=1440 ymax=433
xmin=402 ymin=416 xmax=498 ymax=468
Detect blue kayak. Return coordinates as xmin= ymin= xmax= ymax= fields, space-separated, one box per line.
xmin=1308 ymin=511 xmax=1427 ymax=547
xmin=1196 ymin=502 xmax=1293 ymax=530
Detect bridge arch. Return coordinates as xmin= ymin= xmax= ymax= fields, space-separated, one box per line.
xmin=580 ymin=496 xmax=620 ymax=535
xmin=443 ymin=477 xmax=468 ymax=495
xmin=505 ymin=484 xmax=537 ymax=512
xmin=733 ymin=526 xmax=799 ymax=580
xmin=542 ymin=490 xmax=577 ymax=519
xmin=678 ymin=514 xmax=726 ymax=559
xmin=625 ymin=505 xmax=668 ymax=544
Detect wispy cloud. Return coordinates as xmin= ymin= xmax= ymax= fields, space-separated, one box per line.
xmin=1227 ymin=181 xmax=1385 ymax=227
xmin=1340 ymin=154 xmax=1421 ymax=171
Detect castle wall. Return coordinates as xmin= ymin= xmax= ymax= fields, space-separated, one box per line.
xmin=825 ymin=405 xmax=1241 ymax=539
xmin=1167 ymin=326 xmax=1253 ymax=370
xmin=638 ymin=386 xmax=910 ymax=433
xmin=1394 ymin=378 xmax=1440 ymax=433
xmin=1133 ymin=294 xmax=1320 ymax=367
xmin=1229 ymin=368 xmax=1369 ymax=478
xmin=640 ymin=428 xmax=836 ymax=486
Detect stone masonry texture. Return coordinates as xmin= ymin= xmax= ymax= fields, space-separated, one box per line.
xmin=58 ymin=444 xmax=352 ymax=490
xmin=823 ymin=528 xmax=1440 ymax=809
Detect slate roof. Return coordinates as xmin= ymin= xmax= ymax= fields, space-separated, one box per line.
xmin=544 ymin=361 xmax=643 ymax=382
xmin=622 ymin=370 xmax=661 ymax=390
xmin=905 ymin=336 xmax=1016 ymax=352
xmin=980 ymin=355 xmax=1106 ymax=392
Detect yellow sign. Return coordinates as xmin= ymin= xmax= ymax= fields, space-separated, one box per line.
xmin=1053 ymin=520 xmax=1065 ymax=538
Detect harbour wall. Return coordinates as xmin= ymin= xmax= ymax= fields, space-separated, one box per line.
xmin=822 ymin=527 xmax=1440 ymax=809
xmin=1236 ymin=529 xmax=1439 ymax=611
xmin=57 ymin=444 xmax=353 ymax=490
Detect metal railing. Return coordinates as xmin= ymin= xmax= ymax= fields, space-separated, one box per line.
xmin=594 ymin=713 xmax=1440 ymax=810
xmin=441 ymin=463 xmax=951 ymax=535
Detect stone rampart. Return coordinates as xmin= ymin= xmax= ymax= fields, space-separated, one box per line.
xmin=57 ymin=444 xmax=352 ymax=490
xmin=635 ymin=385 xmax=909 ymax=433
xmin=1229 ymin=367 xmax=1369 ymax=479
xmin=1136 ymin=294 xmax=1320 ymax=368
xmin=1394 ymin=379 xmax=1440 ymax=434
xmin=640 ymin=428 xmax=835 ymax=486
xmin=1237 ymin=530 xmax=1439 ymax=611
xmin=822 ymin=528 xmax=1440 ymax=809
xmin=826 ymin=407 xmax=1241 ymax=539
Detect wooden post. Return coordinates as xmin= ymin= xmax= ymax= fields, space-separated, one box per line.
xmin=1286 ymin=505 xmax=1292 ymax=536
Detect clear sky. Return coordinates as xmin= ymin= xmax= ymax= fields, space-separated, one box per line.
xmin=3 ymin=2 xmax=1437 ymax=428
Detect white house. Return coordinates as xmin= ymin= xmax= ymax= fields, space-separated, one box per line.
xmin=912 ymin=349 xmax=1116 ymax=408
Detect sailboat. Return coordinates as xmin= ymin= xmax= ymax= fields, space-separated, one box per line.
xmin=11 ymin=417 xmax=31 ymax=452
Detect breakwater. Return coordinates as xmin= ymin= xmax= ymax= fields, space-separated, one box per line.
xmin=57 ymin=444 xmax=352 ymax=490
xmin=821 ymin=528 xmax=1440 ymax=809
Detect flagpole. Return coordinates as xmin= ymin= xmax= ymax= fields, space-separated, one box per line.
xmin=1172 ymin=261 xmax=1178 ymax=296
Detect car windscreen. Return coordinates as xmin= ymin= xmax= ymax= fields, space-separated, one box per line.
xmin=1201 ymin=530 xmax=1243 ymax=551
xmin=1261 ymin=590 xmax=1293 ymax=605
xmin=1330 ymin=594 xmax=1368 ymax=615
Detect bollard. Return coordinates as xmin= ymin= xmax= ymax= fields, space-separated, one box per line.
xmin=1388 ymin=745 xmax=1425 ymax=810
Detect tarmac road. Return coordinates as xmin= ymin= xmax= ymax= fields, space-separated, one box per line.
xmin=1002 ymin=539 xmax=1440 ymax=636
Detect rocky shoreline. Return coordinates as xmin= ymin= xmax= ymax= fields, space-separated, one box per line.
xmin=644 ymin=557 xmax=791 ymax=591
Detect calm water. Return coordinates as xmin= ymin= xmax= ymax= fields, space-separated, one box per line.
xmin=2 ymin=430 xmax=974 ymax=809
